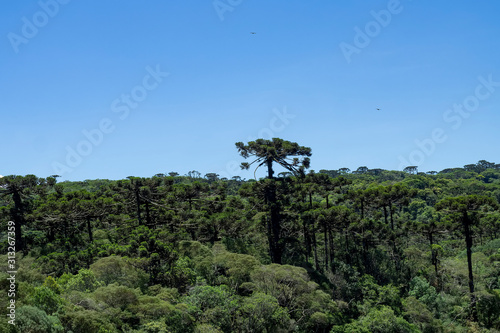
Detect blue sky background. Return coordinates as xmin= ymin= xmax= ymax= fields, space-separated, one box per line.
xmin=1 ymin=0 xmax=499 ymax=180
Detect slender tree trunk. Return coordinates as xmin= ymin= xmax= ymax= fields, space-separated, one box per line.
xmin=270 ymin=190 xmax=282 ymax=263
xmin=12 ymin=190 xmax=25 ymax=252
xmin=312 ymin=219 xmax=319 ymax=271
xmin=135 ymin=189 xmax=142 ymax=224
xmin=429 ymin=228 xmax=440 ymax=290
xmin=362 ymin=227 xmax=369 ymax=274
xmin=324 ymin=220 xmax=329 ymax=271
xmin=87 ymin=217 xmax=93 ymax=243
xmin=328 ymin=228 xmax=335 ymax=273
xmin=344 ymin=228 xmax=350 ymax=265
xmin=48 ymin=225 xmax=55 ymax=242
xmin=303 ymin=218 xmax=310 ymax=263
xmin=265 ymin=215 xmax=274 ymax=260
xmin=265 ymin=160 xmax=282 ymax=263
xmin=63 ymin=219 xmax=68 ymax=239
xmin=266 ymin=159 xmax=274 ymax=179
xmin=308 ymin=192 xmax=319 ymax=269
xmin=389 ymin=205 xmax=394 ymax=231
xmin=388 ymin=205 xmax=400 ymax=273
xmin=360 ymin=200 xmax=364 ymax=220
xmin=64 ymin=219 xmax=70 ymax=251
xmin=429 ymin=231 xmax=438 ymax=274
xmin=463 ymin=212 xmax=478 ymax=322
xmin=145 ymin=201 xmax=151 ymax=225
xmin=86 ymin=217 xmax=93 ymax=269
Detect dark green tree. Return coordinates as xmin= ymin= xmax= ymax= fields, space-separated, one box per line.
xmin=0 ymin=175 xmax=52 ymax=251
xmin=436 ymin=195 xmax=498 ymax=321
xmin=235 ymin=138 xmax=311 ymax=264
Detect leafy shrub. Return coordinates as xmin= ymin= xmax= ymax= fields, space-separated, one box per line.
xmin=60 ymin=269 xmax=102 ymax=293
xmin=90 ymin=255 xmax=148 ymax=288
xmin=16 ymin=306 xmax=64 ymax=333
xmin=238 ymin=292 xmax=293 ymax=333
xmin=60 ymin=308 xmax=116 ymax=333
xmin=93 ymin=283 xmax=139 ymax=310
xmin=331 ymin=306 xmax=420 ymax=333
xmin=28 ymin=286 xmax=64 ymax=315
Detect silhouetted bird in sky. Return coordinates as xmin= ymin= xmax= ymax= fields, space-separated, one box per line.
xmin=250 ymin=32 xmax=256 ymax=34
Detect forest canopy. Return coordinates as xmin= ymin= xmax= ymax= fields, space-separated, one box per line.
xmin=1 ymin=141 xmax=500 ymax=332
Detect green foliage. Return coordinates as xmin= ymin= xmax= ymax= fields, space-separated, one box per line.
xmin=250 ymin=263 xmax=337 ymax=331
xmin=131 ymin=294 xmax=175 ymax=319
xmin=237 ymin=292 xmax=292 ymax=332
xmin=142 ymin=320 xmax=171 ymax=333
xmin=477 ymin=289 xmax=500 ymax=329
xmin=164 ymin=303 xmax=196 ymax=333
xmin=308 ymin=311 xmax=334 ymax=333
xmin=403 ymin=296 xmax=444 ymax=333
xmin=60 ymin=308 xmax=116 ymax=333
xmin=43 ymin=276 xmax=62 ymax=294
xmin=3 ymin=161 xmax=500 ymax=332
xmin=192 ymin=243 xmax=260 ymax=288
xmin=193 ymin=324 xmax=223 ymax=333
xmin=15 ymin=306 xmax=64 ymax=333
xmin=90 ymin=255 xmax=148 ymax=288
xmin=60 ymin=269 xmax=102 ymax=292
xmin=27 ymin=286 xmax=65 ymax=315
xmin=409 ymin=276 xmax=443 ymax=313
xmin=359 ymin=274 xmax=402 ymax=314
xmin=93 ymin=283 xmax=139 ymax=310
xmin=331 ymin=306 xmax=420 ymax=333
xmin=185 ymin=284 xmax=239 ymax=331
xmin=251 ymin=264 xmax=317 ymax=309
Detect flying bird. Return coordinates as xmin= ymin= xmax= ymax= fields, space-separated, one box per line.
xmin=250 ymin=32 xmax=256 ymax=34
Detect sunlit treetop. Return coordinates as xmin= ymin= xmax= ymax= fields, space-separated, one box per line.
xmin=235 ymin=138 xmax=311 ymax=179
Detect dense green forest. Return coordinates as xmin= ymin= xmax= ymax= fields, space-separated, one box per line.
xmin=1 ymin=139 xmax=500 ymax=332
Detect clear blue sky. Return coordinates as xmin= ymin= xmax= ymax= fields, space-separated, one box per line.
xmin=1 ymin=0 xmax=499 ymax=181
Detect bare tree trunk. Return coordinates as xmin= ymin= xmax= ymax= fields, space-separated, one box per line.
xmin=303 ymin=217 xmax=310 ymax=263
xmin=145 ymin=201 xmax=151 ymax=225
xmin=135 ymin=189 xmax=142 ymax=224
xmin=328 ymin=228 xmax=335 ymax=273
xmin=312 ymin=219 xmax=319 ymax=271
xmin=463 ymin=212 xmax=478 ymax=322
xmin=323 ymin=220 xmax=329 ymax=271
xmin=87 ymin=217 xmax=93 ymax=243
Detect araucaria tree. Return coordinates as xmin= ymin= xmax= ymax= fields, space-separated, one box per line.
xmin=236 ymin=138 xmax=311 ymax=264
xmin=0 ymin=175 xmax=53 ymax=252
xmin=436 ymin=195 xmax=498 ymax=322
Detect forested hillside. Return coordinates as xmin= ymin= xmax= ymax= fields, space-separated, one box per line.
xmin=1 ymin=140 xmax=500 ymax=332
